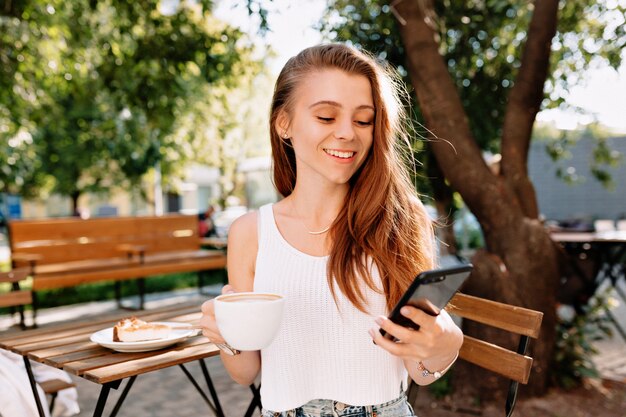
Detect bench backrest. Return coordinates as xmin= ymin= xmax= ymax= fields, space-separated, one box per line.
xmin=446 ymin=292 xmax=543 ymax=417
xmin=446 ymin=292 xmax=543 ymax=384
xmin=407 ymin=291 xmax=543 ymax=417
xmin=8 ymin=215 xmax=201 ymax=265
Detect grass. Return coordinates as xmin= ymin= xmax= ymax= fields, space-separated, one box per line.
xmin=0 ymin=270 xmax=226 ymax=314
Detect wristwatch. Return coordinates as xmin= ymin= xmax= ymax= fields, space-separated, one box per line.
xmin=417 ymin=351 xmax=459 ymax=379
xmin=215 ymin=343 xmax=241 ymax=356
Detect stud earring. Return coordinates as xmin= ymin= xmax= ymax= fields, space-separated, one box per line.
xmin=282 ymin=131 xmax=289 ymax=139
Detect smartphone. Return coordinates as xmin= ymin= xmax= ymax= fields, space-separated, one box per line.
xmin=380 ymin=263 xmax=473 ymax=340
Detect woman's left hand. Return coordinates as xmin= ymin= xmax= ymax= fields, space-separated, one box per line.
xmin=369 ymin=305 xmax=463 ymax=367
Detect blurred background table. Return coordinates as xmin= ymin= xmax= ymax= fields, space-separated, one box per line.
xmin=551 ymin=230 xmax=626 ymax=340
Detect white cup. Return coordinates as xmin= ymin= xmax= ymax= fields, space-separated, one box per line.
xmin=214 ymin=292 xmax=285 ymax=351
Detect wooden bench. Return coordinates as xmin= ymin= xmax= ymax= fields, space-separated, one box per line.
xmin=7 ymin=215 xmax=227 ymax=322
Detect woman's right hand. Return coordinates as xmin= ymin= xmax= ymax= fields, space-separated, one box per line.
xmin=199 ymin=284 xmax=235 ymax=344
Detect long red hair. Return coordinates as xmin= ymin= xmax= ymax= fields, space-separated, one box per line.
xmin=269 ymin=44 xmax=435 ymax=312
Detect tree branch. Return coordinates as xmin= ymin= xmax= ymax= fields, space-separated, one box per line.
xmin=391 ymin=0 xmax=499 ymax=221
xmin=500 ymin=0 xmax=559 ymax=218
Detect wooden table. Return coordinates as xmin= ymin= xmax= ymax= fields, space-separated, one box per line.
xmin=0 ymin=303 xmax=224 ymax=417
xmin=550 ymin=230 xmax=626 ymax=284
xmin=551 ymin=229 xmax=626 ymax=339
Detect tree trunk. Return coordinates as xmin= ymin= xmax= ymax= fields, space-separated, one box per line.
xmin=391 ymin=0 xmax=561 ymax=398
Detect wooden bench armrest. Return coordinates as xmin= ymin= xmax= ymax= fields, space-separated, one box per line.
xmin=0 ymin=269 xmax=30 ymax=283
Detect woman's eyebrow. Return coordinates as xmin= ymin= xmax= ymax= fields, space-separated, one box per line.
xmin=309 ymin=100 xmax=374 ymax=111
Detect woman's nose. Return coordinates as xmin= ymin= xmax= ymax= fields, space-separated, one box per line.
xmin=333 ymin=118 xmax=355 ymax=140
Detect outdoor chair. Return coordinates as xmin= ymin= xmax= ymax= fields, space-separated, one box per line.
xmin=408 ymin=292 xmax=544 ymax=417
xmin=1 ymin=268 xmax=77 ymax=413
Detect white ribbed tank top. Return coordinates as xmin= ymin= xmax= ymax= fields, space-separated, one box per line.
xmin=253 ymin=204 xmax=407 ymax=412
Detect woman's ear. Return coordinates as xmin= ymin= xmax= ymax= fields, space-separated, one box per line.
xmin=275 ymin=110 xmax=290 ymax=139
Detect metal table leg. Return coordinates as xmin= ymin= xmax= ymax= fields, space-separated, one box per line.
xmin=244 ymin=384 xmax=262 ymax=417
xmin=199 ymin=358 xmax=226 ymax=417
xmin=23 ymin=356 xmax=46 ymax=417
xmin=179 ymin=362 xmax=224 ymax=417
xmin=92 ymin=380 xmax=122 ymax=417
xmin=108 ymin=376 xmax=137 ymax=417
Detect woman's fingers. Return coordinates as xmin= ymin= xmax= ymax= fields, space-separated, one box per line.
xmin=200 ymin=299 xmax=214 ymax=315
xmin=199 ymin=285 xmax=238 ymax=344
xmin=222 ymin=284 xmax=235 ymax=295
xmin=199 ymin=298 xmax=225 ymax=343
xmin=370 ymin=306 xmax=447 ymax=360
xmin=374 ymin=315 xmax=419 ymax=344
xmin=399 ymin=306 xmax=436 ymax=331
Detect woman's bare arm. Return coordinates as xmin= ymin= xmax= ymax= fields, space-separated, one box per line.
xmin=200 ymin=211 xmax=261 ymax=385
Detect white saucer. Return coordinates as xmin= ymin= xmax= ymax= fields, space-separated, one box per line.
xmin=90 ymin=322 xmax=196 ymax=353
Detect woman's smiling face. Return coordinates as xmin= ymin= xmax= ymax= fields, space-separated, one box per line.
xmin=279 ymin=68 xmax=375 ymax=187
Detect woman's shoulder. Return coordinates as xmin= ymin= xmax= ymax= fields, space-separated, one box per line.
xmin=228 ymin=210 xmax=259 ymax=240
xmin=227 ymin=210 xmax=259 ymax=273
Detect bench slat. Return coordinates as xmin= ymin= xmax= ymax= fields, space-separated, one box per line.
xmin=460 ymin=335 xmax=533 ymax=384
xmin=31 ymin=255 xmax=226 ymax=290
xmin=9 ymin=215 xmax=203 ymax=265
xmin=0 ymin=290 xmax=32 ymax=308
xmin=447 ymin=293 xmax=543 ymax=338
xmin=0 ymin=269 xmax=30 ymax=283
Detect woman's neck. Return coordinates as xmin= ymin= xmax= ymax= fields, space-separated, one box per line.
xmin=289 ymin=183 xmax=346 ymax=231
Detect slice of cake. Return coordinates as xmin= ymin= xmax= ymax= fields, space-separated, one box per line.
xmin=112 ymin=317 xmax=171 ymax=342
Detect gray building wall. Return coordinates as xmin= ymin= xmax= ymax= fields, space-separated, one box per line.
xmin=528 ymin=136 xmax=626 ymax=221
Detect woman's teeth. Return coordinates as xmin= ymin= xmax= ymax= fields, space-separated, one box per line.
xmin=324 ymin=149 xmax=355 ymax=159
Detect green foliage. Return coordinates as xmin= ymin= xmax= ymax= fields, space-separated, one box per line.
xmin=589 ymin=138 xmax=623 ymax=190
xmin=321 ymin=0 xmax=625 ymax=198
xmin=322 ymin=0 xmax=528 ymax=152
xmin=323 ymin=0 xmax=624 ymax=149
xmin=546 ymin=1 xmax=626 ymax=110
xmin=0 ymin=0 xmax=263 ymax=205
xmin=536 ymin=125 xmax=623 ymax=188
xmin=551 ymin=289 xmax=614 ymax=389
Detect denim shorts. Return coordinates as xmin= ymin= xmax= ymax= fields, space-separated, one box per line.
xmin=261 ymin=393 xmax=416 ymax=417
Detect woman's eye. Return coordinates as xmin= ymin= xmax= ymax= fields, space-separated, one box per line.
xmin=356 ymin=120 xmax=373 ymax=126
xmin=317 ymin=117 xmax=334 ymax=122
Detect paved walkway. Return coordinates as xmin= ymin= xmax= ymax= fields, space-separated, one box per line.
xmin=1 ymin=283 xmax=625 ymax=417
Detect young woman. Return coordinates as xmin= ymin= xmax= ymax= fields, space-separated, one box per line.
xmin=200 ymin=44 xmax=463 ymax=417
